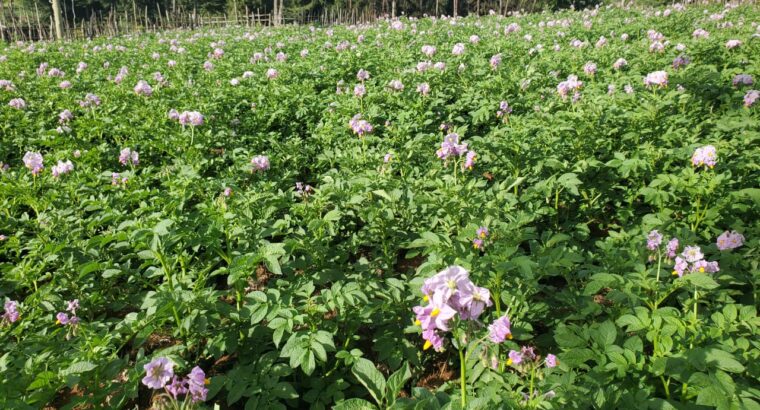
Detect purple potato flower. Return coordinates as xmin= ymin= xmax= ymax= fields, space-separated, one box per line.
xmin=142 ymin=357 xmax=175 ymax=390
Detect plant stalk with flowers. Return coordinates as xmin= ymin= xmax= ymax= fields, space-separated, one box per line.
xmin=412 ymin=266 xmax=560 ymax=408
xmin=142 ymin=357 xmax=210 ymax=410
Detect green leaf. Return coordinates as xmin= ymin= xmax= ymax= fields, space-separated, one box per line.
xmin=250 ymin=303 xmax=268 ymax=325
xmin=333 ymin=399 xmax=377 ymax=410
xmin=351 ymin=358 xmax=387 ymax=406
xmin=682 ymin=274 xmax=719 ymax=290
xmin=271 ymin=382 xmax=299 ymax=399
xmin=153 ymin=219 xmax=174 ymax=235
xmin=702 ymin=348 xmax=745 ymax=373
xmin=557 ymin=172 xmax=582 ymax=195
xmin=595 ymin=320 xmax=617 ymax=346
xmin=554 ymin=326 xmax=586 ymax=348
xmin=27 ymin=371 xmax=57 ymax=391
xmin=559 ymin=348 xmax=595 ymax=367
xmin=696 ymin=385 xmax=724 ymax=407
xmin=617 ymin=314 xmax=648 ymax=332
xmin=386 ymin=363 xmax=411 ymax=406
xmin=324 ymin=209 xmax=342 ymax=222
xmin=301 ymin=350 xmax=316 ymax=376
xmin=60 ymin=361 xmax=97 ymax=377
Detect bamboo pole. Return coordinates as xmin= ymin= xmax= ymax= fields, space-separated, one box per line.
xmin=34 ymin=2 xmax=42 ymax=41
xmin=0 ymin=1 xmax=5 ymax=42
xmin=51 ymin=0 xmax=63 ymax=40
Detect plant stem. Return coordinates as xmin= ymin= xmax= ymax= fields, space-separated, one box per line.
xmin=654 ymin=249 xmax=663 ymax=311
xmin=660 ymin=375 xmax=671 ymax=399
xmin=655 ymin=249 xmax=662 ymax=283
xmin=529 ymin=364 xmax=536 ymax=406
xmin=459 ymin=346 xmax=466 ymax=408
xmin=693 ymin=287 xmax=698 ymax=324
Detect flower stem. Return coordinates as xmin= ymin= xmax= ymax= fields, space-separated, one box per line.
xmin=459 ymin=346 xmax=466 ymax=408
xmin=693 ymin=287 xmax=698 ymax=324
xmin=529 ymin=365 xmax=536 ymax=407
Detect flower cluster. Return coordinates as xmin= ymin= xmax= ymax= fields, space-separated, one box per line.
xmin=473 ymin=226 xmax=489 ymax=250
xmin=489 ymin=54 xmax=502 ymax=70
xmin=692 ymin=28 xmax=709 ymax=39
xmin=583 ymin=62 xmax=597 ymax=76
xmin=691 ymin=145 xmax=717 ymax=169
xmin=646 ymin=230 xmax=662 ymax=251
xmin=745 ymin=90 xmax=759 ymax=107
xmin=672 ymin=55 xmax=690 ymax=70
xmin=354 ymin=83 xmax=366 ymax=98
xmin=488 ymin=315 xmax=512 ymax=343
xmin=119 ymin=148 xmax=139 ymax=166
xmin=56 ymin=299 xmax=80 ymax=326
xmin=295 ymin=182 xmax=314 ymax=197
xmin=349 ymin=114 xmax=373 ymax=136
xmin=251 ymin=155 xmax=270 ymax=172
xmin=134 ymin=80 xmax=153 ymax=96
xmin=142 ymin=357 xmax=209 ymax=404
xmin=356 ymin=69 xmax=370 ymax=81
xmin=79 ymin=93 xmax=101 ymax=108
xmin=416 ymin=83 xmax=430 ymax=96
xmin=716 ymin=231 xmax=744 ymax=251
xmin=666 ymin=238 xmax=679 ymax=259
xmin=51 ymin=160 xmax=74 ymax=178
xmin=413 ymin=266 xmax=492 ymax=351
xmin=452 ymin=43 xmax=465 ymax=56
xmin=644 ymin=71 xmax=668 ymax=88
xmin=464 ymin=150 xmax=477 ymax=170
xmin=672 ymin=245 xmax=719 ymax=277
xmin=557 ymin=75 xmax=583 ymax=100
xmin=23 ymin=152 xmax=44 ymax=175
xmin=176 ymin=110 xmax=204 ymax=126
xmin=507 ymin=346 xmax=558 ymax=369
xmin=497 ymin=101 xmax=512 ymax=118
xmin=725 ymin=39 xmax=741 ymax=49
xmin=111 ymin=172 xmax=128 ymax=186
xmin=59 ymin=109 xmax=73 ymax=124
xmin=388 ymin=79 xmax=404 ymax=91
xmin=421 ymin=45 xmax=436 ymax=57
xmin=732 ymin=74 xmax=754 ymax=87
xmin=436 ymin=133 xmax=469 ymax=161
xmin=2 ymin=300 xmax=20 ymax=325
xmin=646 ymin=230 xmax=680 ymax=261
xmin=8 ymin=98 xmax=26 ymax=109
xmin=0 ymin=79 xmax=15 ymax=91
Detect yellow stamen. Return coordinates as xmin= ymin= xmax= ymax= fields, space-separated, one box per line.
xmin=507 ymin=333 xmax=513 ymax=340
xmin=431 ymin=308 xmax=440 ymax=317
xmin=423 ymin=340 xmax=433 ymax=350
xmin=204 ymin=378 xmax=210 ymax=385
xmin=506 ymin=359 xmax=513 ymax=365
xmin=699 ymin=267 xmax=705 ymax=273
xmin=422 ymin=295 xmax=429 ymax=302
xmin=55 ymin=319 xmax=60 ymax=325
xmin=672 ymin=271 xmax=678 ymax=276
xmin=414 ymin=319 xmax=421 ymax=326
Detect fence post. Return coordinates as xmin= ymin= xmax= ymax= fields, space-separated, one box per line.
xmin=51 ymin=0 xmax=64 ymax=40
